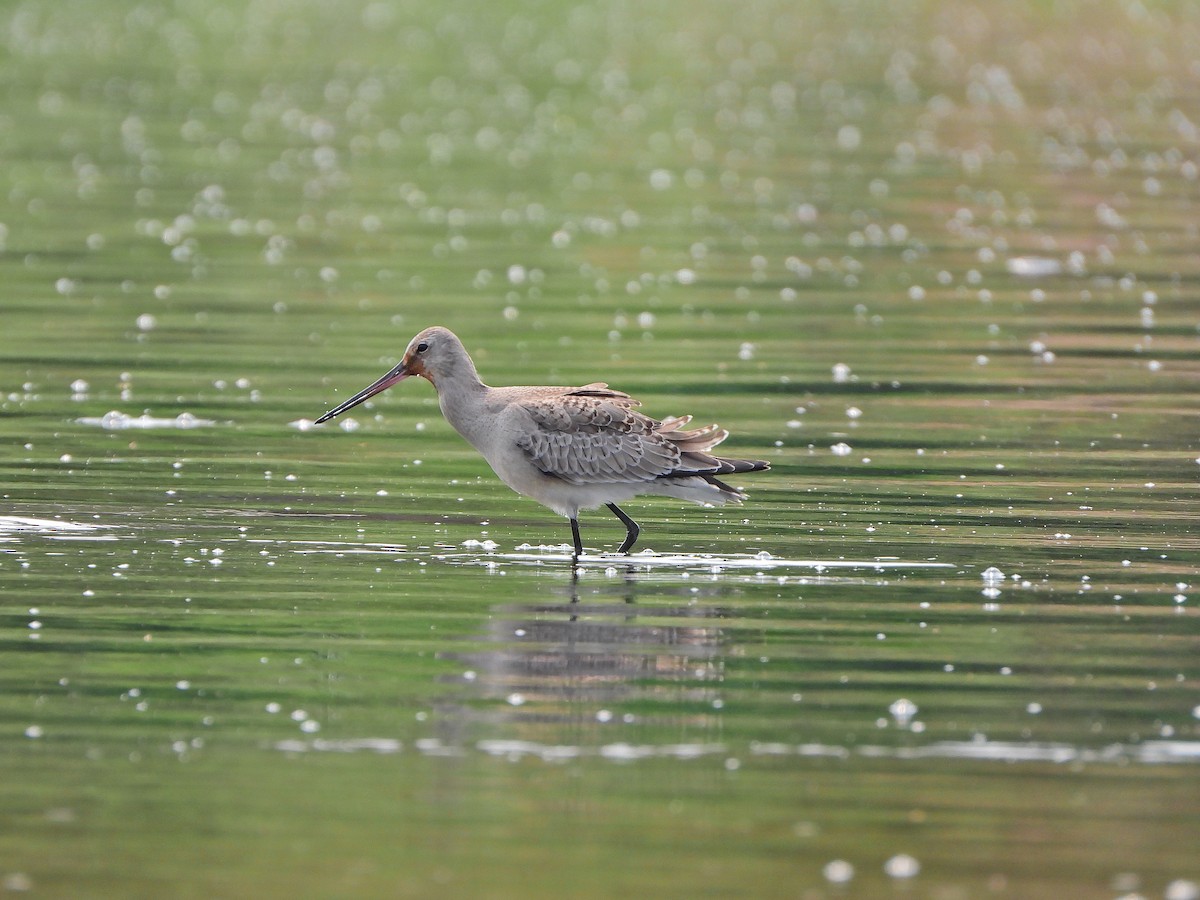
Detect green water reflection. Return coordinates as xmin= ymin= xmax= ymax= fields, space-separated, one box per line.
xmin=2 ymin=0 xmax=1198 ymax=897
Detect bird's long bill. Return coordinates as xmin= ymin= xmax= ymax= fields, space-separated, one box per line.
xmin=314 ymin=362 xmax=410 ymax=423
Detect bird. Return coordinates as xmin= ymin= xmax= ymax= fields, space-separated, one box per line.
xmin=314 ymin=326 xmax=769 ymax=556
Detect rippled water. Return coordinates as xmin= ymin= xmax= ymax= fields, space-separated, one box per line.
xmin=3 ymin=1 xmax=1199 ymax=897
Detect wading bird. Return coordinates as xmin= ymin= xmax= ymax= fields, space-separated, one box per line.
xmin=315 ymin=326 xmax=768 ymax=556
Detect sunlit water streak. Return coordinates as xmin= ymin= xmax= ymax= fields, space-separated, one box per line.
xmin=0 ymin=516 xmax=106 ymax=534
xmin=75 ymin=411 xmax=218 ymax=430
xmin=459 ymin=548 xmax=959 ymax=572
xmin=276 ymin=541 xmax=958 ymax=572
xmin=275 ymin=735 xmax=1200 ymax=766
xmin=0 ymin=516 xmax=115 ymax=545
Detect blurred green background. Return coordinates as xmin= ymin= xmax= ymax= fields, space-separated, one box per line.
xmin=2 ymin=1 xmax=1198 ymax=897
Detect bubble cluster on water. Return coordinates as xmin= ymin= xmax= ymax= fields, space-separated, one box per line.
xmin=888 ymin=698 xmax=918 ymax=728
xmin=822 ymin=860 xmax=854 ymax=884
xmin=883 ymin=854 xmax=920 ymax=879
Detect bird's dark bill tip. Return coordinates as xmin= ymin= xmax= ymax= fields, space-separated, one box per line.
xmin=310 ymin=364 xmax=410 ymax=426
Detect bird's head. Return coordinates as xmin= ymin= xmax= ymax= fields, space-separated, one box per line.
xmin=314 ymin=325 xmax=470 ymax=424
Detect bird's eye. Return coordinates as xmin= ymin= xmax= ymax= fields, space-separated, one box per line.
xmin=416 ymin=341 xmax=429 ymax=353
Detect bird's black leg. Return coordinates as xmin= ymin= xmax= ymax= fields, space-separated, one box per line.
xmin=606 ymin=503 xmax=640 ymax=554
xmin=570 ymin=518 xmax=584 ymax=558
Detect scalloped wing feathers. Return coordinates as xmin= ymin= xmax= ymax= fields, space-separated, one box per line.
xmin=515 ymin=385 xmax=765 ymax=490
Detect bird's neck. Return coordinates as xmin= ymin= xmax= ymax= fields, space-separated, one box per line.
xmin=434 ymin=370 xmax=489 ymax=443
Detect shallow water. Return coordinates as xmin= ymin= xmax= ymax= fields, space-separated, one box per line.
xmin=2 ymin=1 xmax=1199 ymax=897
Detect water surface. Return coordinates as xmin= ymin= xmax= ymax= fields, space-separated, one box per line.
xmin=2 ymin=1 xmax=1198 ymax=897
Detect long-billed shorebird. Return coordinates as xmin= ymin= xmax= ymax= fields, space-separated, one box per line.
xmin=315 ymin=326 xmax=769 ymax=556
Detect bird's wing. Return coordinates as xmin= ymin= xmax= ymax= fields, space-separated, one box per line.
xmin=563 ymin=383 xmax=640 ymax=405
xmin=515 ymin=391 xmax=680 ymax=484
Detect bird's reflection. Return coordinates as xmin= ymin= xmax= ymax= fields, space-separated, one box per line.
xmin=434 ymin=566 xmax=730 ymax=737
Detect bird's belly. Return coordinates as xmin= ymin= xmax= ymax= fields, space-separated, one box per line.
xmin=481 ymin=447 xmax=639 ymax=519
